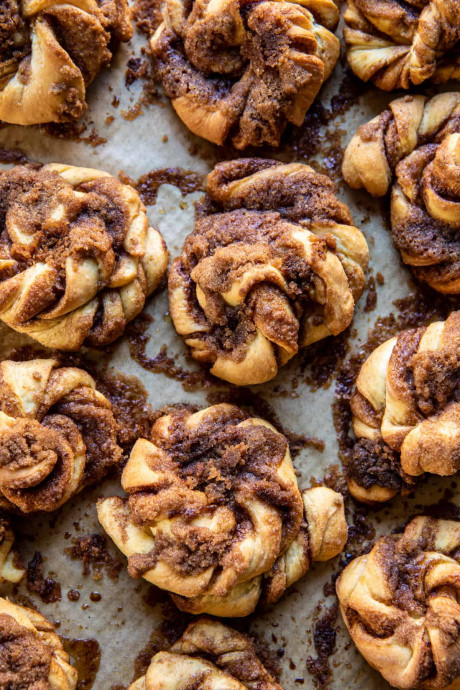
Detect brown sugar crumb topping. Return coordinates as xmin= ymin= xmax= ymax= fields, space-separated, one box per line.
xmin=0 ymin=419 xmax=60 ymax=484
xmin=0 ymin=0 xmax=30 ymax=69
xmin=347 ymin=438 xmax=413 ymax=493
xmin=67 ymin=533 xmax=123 ymax=581
xmin=412 ymin=348 xmax=460 ymax=416
xmin=0 ymin=166 xmax=124 ymax=275
xmin=0 ymin=418 xmax=65 ymax=487
xmin=0 ymin=613 xmax=52 ymax=689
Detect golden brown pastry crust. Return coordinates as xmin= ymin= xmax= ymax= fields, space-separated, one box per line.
xmin=0 ymin=164 xmax=168 ymax=349
xmin=0 ymin=358 xmax=122 ymax=513
xmin=129 ymin=617 xmax=282 ymax=689
xmin=347 ymin=311 xmax=460 ymax=504
xmin=0 ymin=0 xmax=132 ymax=125
xmin=337 ymin=517 xmax=460 ymax=690
xmin=97 ymin=403 xmax=348 ymax=616
xmin=0 ymin=598 xmax=77 ymax=689
xmin=343 ymin=0 xmax=460 ymax=91
xmin=169 ymin=158 xmax=368 ymax=385
xmin=0 ymin=513 xmax=24 ymax=583
xmin=343 ymin=93 xmax=460 ymax=293
xmin=150 ymin=0 xmax=340 ymax=148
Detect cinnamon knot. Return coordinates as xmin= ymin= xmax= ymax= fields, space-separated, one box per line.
xmin=129 ymin=617 xmax=282 ymax=689
xmin=343 ymin=93 xmax=460 ymax=293
xmin=337 ymin=517 xmax=460 ymax=689
xmin=151 ymin=0 xmax=340 ymax=148
xmin=0 ymin=164 xmax=168 ymax=349
xmin=169 ymin=158 xmax=368 ymax=385
xmin=0 ymin=598 xmax=77 ymax=689
xmin=98 ymin=403 xmax=347 ymax=616
xmin=343 ymin=0 xmax=460 ymax=90
xmin=0 ymin=0 xmax=132 ymax=124
xmin=347 ymin=311 xmax=460 ymax=503
xmin=0 ymin=358 xmax=122 ymax=513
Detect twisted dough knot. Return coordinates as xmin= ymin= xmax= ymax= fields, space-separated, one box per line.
xmin=0 ymin=514 xmax=24 ymax=583
xmin=0 ymin=598 xmax=77 ymax=689
xmin=337 ymin=517 xmax=460 ymax=690
xmin=347 ymin=311 xmax=460 ymax=504
xmin=0 ymin=358 xmax=122 ymax=513
xmin=150 ymin=0 xmax=340 ymax=148
xmin=0 ymin=164 xmax=168 ymax=349
xmin=343 ymin=93 xmax=460 ymax=293
xmin=0 ymin=0 xmax=132 ymax=125
xmin=130 ymin=618 xmax=282 ymax=690
xmin=343 ymin=0 xmax=460 ymax=90
xmin=169 ymin=159 xmax=368 ymax=385
xmin=97 ymin=404 xmax=347 ymax=617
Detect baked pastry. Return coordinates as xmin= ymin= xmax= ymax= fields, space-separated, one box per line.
xmin=150 ymin=0 xmax=340 ymax=148
xmin=130 ymin=617 xmax=282 ymax=689
xmin=347 ymin=311 xmax=460 ymax=504
xmin=0 ymin=514 xmax=24 ymax=583
xmin=343 ymin=0 xmax=460 ymax=90
xmin=343 ymin=93 xmax=460 ymax=293
xmin=97 ymin=403 xmax=348 ymax=616
xmin=0 ymin=164 xmax=168 ymax=348
xmin=0 ymin=358 xmax=122 ymax=513
xmin=0 ymin=598 xmax=77 ymax=688
xmin=0 ymin=0 xmax=132 ymax=125
xmin=337 ymin=516 xmax=460 ymax=689
xmin=169 ymin=159 xmax=369 ymax=385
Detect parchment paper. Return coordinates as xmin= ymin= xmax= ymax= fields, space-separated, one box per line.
xmin=0 ymin=10 xmax=458 ymax=689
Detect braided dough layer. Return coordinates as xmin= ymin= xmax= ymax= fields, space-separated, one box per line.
xmin=98 ymin=403 xmax=347 ymax=616
xmin=0 ymin=164 xmax=168 ymax=348
xmin=0 ymin=598 xmax=77 ymax=689
xmin=343 ymin=0 xmax=460 ymax=91
xmin=169 ymin=158 xmax=368 ymax=385
xmin=347 ymin=311 xmax=460 ymax=503
xmin=343 ymin=93 xmax=460 ymax=293
xmin=150 ymin=0 xmax=340 ymax=148
xmin=337 ymin=517 xmax=460 ymax=690
xmin=130 ymin=618 xmax=282 ymax=689
xmin=0 ymin=0 xmax=132 ymax=125
xmin=0 ymin=358 xmax=122 ymax=513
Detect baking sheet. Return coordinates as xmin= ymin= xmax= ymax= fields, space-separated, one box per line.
xmin=0 ymin=8 xmax=459 ymax=689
